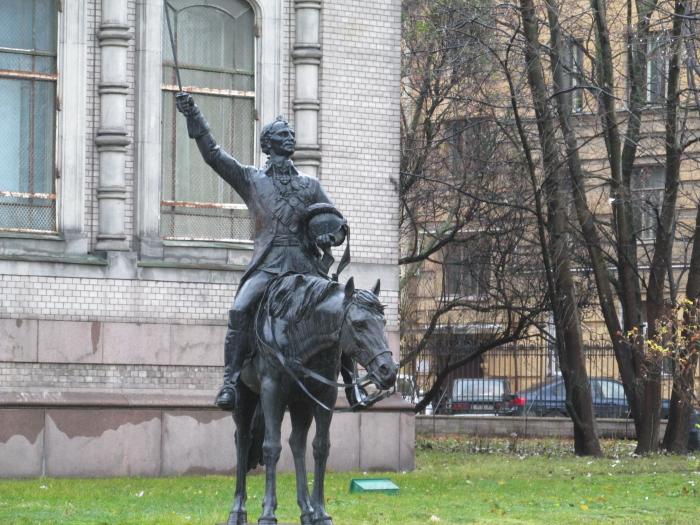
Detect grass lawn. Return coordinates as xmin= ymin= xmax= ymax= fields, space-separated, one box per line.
xmin=0 ymin=437 xmax=698 ymax=524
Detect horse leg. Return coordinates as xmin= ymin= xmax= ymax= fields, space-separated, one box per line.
xmin=228 ymin=384 xmax=258 ymax=525
xmin=289 ymin=402 xmax=314 ymax=525
xmin=258 ymin=378 xmax=285 ymax=525
xmin=310 ymin=405 xmax=334 ymax=525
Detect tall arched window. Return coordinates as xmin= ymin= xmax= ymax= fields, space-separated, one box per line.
xmin=0 ymin=0 xmax=58 ymax=233
xmin=161 ymin=0 xmax=255 ymax=241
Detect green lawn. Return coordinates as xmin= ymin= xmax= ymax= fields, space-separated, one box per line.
xmin=0 ymin=438 xmax=698 ymax=524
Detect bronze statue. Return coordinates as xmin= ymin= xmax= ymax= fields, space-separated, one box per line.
xmin=176 ymin=94 xmax=348 ymax=411
xmin=229 ymin=273 xmax=396 ymax=525
xmin=176 ymin=95 xmax=398 ymax=524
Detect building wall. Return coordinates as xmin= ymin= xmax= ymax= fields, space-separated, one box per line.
xmin=0 ymin=0 xmax=404 ymax=475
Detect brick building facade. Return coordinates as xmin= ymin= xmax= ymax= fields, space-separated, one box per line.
xmin=0 ymin=0 xmax=413 ymax=478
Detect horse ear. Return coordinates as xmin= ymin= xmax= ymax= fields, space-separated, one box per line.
xmin=372 ymin=279 xmax=381 ymax=296
xmin=344 ymin=277 xmax=355 ymax=301
xmin=294 ymin=274 xmax=305 ymax=288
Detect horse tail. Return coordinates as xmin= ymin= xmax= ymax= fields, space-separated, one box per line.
xmin=247 ymin=400 xmax=265 ymax=471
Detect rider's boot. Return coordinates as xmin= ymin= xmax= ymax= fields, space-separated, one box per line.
xmin=215 ymin=310 xmax=250 ymax=410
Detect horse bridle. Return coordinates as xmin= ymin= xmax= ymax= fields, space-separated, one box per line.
xmin=254 ymin=282 xmax=394 ymax=412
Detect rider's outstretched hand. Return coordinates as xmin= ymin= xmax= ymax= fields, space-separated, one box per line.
xmin=176 ymin=92 xmax=196 ymax=116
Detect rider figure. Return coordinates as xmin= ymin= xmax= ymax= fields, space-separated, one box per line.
xmin=176 ymin=93 xmax=346 ymax=410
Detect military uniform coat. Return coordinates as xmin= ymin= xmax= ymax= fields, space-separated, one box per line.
xmin=195 ymin=132 xmax=333 ymax=290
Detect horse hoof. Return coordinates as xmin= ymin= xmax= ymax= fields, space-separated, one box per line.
xmin=226 ymin=510 xmax=247 ymax=525
xmin=257 ymin=517 xmax=277 ymax=525
xmin=312 ymin=516 xmax=333 ymax=525
xmin=300 ymin=512 xmax=314 ymax=525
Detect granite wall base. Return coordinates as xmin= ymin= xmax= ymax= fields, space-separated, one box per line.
xmin=0 ymin=396 xmax=414 ymax=478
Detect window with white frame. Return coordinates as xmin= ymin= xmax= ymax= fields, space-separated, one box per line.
xmin=0 ymin=0 xmax=58 ymax=233
xmin=442 ymin=237 xmax=491 ymax=298
xmin=161 ymin=0 xmax=255 ymax=241
xmin=646 ymin=32 xmax=668 ymax=104
xmin=632 ymin=166 xmax=665 ymax=241
xmin=565 ymin=38 xmax=584 ymax=113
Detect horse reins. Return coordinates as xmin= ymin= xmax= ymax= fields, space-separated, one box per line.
xmin=253 ymin=279 xmax=394 ymax=412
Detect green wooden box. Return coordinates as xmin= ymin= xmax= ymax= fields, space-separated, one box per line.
xmin=349 ymin=478 xmax=399 ymax=495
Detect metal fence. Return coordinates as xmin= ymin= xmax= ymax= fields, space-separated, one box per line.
xmin=399 ymin=337 xmax=700 ymax=417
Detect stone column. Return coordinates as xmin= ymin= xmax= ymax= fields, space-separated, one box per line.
xmin=95 ymin=0 xmax=132 ymax=251
xmin=292 ymin=0 xmax=322 ymax=177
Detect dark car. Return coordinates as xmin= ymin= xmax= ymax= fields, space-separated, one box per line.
xmin=662 ymin=401 xmax=700 ymax=451
xmin=503 ymin=377 xmax=631 ymax=419
xmin=446 ymin=378 xmax=511 ymax=415
xmin=690 ymin=408 xmax=700 ymax=451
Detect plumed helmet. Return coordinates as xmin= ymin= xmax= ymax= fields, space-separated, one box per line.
xmin=304 ymin=203 xmax=347 ymax=241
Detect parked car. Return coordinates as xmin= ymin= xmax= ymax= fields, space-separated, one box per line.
xmin=503 ymin=377 xmax=632 ymax=418
xmin=690 ymin=408 xmax=700 ymax=451
xmin=446 ymin=378 xmax=511 ymax=415
xmin=662 ymin=401 xmax=700 ymax=451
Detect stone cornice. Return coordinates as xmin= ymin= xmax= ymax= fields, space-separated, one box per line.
xmin=295 ymin=0 xmax=322 ymax=9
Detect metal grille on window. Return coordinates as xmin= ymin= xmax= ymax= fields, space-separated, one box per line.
xmin=161 ymin=0 xmax=255 ymax=242
xmin=0 ymin=0 xmax=58 ymax=233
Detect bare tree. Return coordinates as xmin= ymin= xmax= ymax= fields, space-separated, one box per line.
xmin=399 ymin=0 xmax=550 ymax=416
xmin=401 ymin=0 xmax=700 ymax=454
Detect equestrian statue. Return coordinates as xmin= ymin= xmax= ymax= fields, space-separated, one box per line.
xmin=176 ymin=93 xmax=398 ymax=525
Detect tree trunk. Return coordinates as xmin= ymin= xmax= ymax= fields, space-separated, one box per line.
xmin=639 ymin=0 xmax=684 ymax=454
xmin=520 ymin=0 xmax=601 ymax=456
xmin=590 ymin=0 xmax=647 ymax=432
xmin=663 ymin=205 xmax=700 ymax=451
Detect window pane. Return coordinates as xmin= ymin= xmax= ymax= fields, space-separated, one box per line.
xmin=0 ymin=77 xmax=56 ymax=231
xmin=567 ymin=39 xmax=584 ymax=112
xmin=0 ymin=0 xmax=34 ymax=50
xmin=0 ymin=1 xmax=57 ymax=233
xmin=34 ymin=0 xmax=58 ymax=53
xmin=598 ymin=380 xmax=626 ymax=401
xmin=647 ymin=33 xmax=667 ymax=104
xmin=33 ymin=81 xmax=56 ymax=194
xmin=0 ymin=53 xmax=34 ymax=73
xmin=0 ymin=79 xmax=23 ymax=192
xmin=161 ymin=0 xmax=255 ymax=241
xmin=163 ymin=0 xmax=254 ymax=90
xmin=632 ymin=166 xmax=664 ymax=240
xmin=443 ymin=238 xmax=491 ymax=297
xmin=0 ymin=0 xmax=57 ymax=53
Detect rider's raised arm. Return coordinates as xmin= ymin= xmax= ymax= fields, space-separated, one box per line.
xmin=175 ymin=93 xmax=253 ymax=202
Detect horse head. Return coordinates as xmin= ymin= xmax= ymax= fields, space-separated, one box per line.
xmin=339 ymin=277 xmax=398 ymax=391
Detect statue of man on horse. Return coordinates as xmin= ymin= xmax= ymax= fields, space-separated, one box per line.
xmin=175 ymin=94 xmax=398 ymax=525
xmin=176 ymin=93 xmax=353 ymax=411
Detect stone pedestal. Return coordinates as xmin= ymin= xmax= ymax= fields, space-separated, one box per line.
xmin=0 ymin=391 xmax=415 ymax=477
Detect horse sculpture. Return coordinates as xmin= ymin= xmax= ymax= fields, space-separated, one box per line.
xmin=226 ymin=273 xmax=398 ymax=525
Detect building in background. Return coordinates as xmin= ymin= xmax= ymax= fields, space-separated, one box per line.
xmin=398 ymin=0 xmax=700 ymax=416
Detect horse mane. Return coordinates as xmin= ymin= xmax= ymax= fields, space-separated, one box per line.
xmin=266 ymin=274 xmax=339 ymax=322
xmin=349 ymin=288 xmax=385 ymax=316
xmin=260 ymin=273 xmax=386 ymax=364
